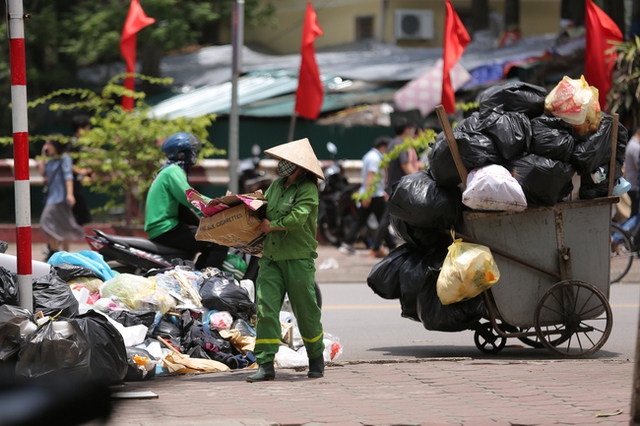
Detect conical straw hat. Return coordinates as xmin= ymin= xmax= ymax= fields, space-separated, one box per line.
xmin=264 ymin=138 xmax=325 ymax=180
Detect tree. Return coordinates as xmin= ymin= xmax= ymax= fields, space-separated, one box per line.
xmin=3 ymin=74 xmax=224 ymax=225
xmin=0 ymin=0 xmax=275 ymax=135
xmin=608 ymin=37 xmax=640 ymax=131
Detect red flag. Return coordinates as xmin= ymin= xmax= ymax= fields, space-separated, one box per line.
xmin=120 ymin=0 xmax=155 ymax=111
xmin=441 ymin=0 xmax=470 ymax=114
xmin=294 ymin=1 xmax=324 ymax=120
xmin=585 ymin=0 xmax=623 ymax=110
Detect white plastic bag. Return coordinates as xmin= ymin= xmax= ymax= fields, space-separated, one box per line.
xmin=436 ymin=233 xmax=500 ymax=305
xmin=462 ymin=164 xmax=527 ymax=212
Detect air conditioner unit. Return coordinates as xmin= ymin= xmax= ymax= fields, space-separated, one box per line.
xmin=394 ymin=9 xmax=434 ymax=40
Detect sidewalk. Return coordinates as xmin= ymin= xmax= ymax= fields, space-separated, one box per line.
xmin=104 ymin=358 xmax=632 ymax=425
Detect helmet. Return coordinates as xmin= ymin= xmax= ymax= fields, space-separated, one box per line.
xmin=161 ymin=132 xmax=202 ymax=167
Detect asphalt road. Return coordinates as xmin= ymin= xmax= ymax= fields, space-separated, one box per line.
xmin=319 ymin=282 xmax=640 ymax=362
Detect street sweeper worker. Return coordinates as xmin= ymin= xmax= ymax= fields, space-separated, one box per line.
xmin=246 ymin=138 xmax=326 ymax=382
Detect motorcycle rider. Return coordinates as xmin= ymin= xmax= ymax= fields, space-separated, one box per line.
xmin=144 ymin=132 xmax=228 ymax=269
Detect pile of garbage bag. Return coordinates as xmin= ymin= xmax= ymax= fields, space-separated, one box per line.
xmin=0 ymin=250 xmax=341 ymax=383
xmin=369 ymin=77 xmax=629 ymax=332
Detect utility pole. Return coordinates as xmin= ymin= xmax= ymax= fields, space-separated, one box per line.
xmin=229 ymin=0 xmax=244 ymax=194
xmin=7 ymin=0 xmax=33 ymax=312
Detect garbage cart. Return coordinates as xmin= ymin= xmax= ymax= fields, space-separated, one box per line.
xmin=460 ymin=197 xmax=615 ymax=358
xmin=433 ymin=105 xmax=618 ymax=358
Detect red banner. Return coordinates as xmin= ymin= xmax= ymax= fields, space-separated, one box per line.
xmin=585 ymin=0 xmax=623 ymax=110
xmin=294 ymin=1 xmax=324 ymax=120
xmin=120 ymin=0 xmax=155 ymax=111
xmin=441 ymin=0 xmax=470 ymax=114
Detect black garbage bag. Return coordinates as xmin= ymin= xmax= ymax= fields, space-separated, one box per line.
xmin=427 ymin=135 xmax=461 ymax=187
xmin=428 ymin=132 xmax=502 ymax=187
xmin=0 ymin=266 xmax=19 ymax=306
xmin=477 ymin=81 xmax=548 ymax=118
xmin=108 ymin=308 xmax=157 ymax=328
xmin=478 ymin=107 xmax=532 ymax=160
xmin=199 ymin=271 xmax=256 ymax=321
xmin=390 ymin=216 xmax=452 ymax=251
xmin=367 ymin=244 xmax=413 ymax=300
xmin=124 ymin=347 xmax=156 ymax=381
xmin=151 ymin=317 xmax=181 ymax=340
xmin=529 ymin=116 xmax=576 ymax=163
xmin=398 ymin=244 xmax=449 ymax=322
xmin=417 ymin=273 xmax=486 ymax=332
xmin=505 ymin=154 xmax=575 ymax=206
xmin=181 ymin=321 xmax=232 ymax=355
xmin=0 ymin=304 xmax=35 ymax=362
xmin=0 ymin=369 xmax=112 ymax=426
xmin=456 ymin=111 xmax=482 ymax=132
xmin=33 ymin=272 xmax=79 ymax=318
xmin=53 ymin=263 xmax=102 ymax=282
xmin=16 ymin=319 xmax=91 ymax=378
xmin=74 ymin=310 xmax=128 ymax=383
xmin=578 ymin=162 xmax=624 ymax=199
xmin=388 ymin=170 xmax=463 ymax=229
xmin=571 ymin=113 xmax=628 ymax=174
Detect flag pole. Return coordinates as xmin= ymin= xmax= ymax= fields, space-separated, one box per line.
xmin=7 ymin=0 xmax=32 ymax=312
xmin=229 ymin=0 xmax=244 ymax=194
xmin=288 ymin=112 xmax=298 ymax=141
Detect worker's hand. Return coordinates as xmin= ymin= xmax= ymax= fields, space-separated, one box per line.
xmin=258 ymin=218 xmax=271 ymax=234
xmin=361 ymin=197 xmax=371 ymax=208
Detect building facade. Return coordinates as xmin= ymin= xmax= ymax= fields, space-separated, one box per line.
xmin=240 ymin=0 xmax=562 ymax=54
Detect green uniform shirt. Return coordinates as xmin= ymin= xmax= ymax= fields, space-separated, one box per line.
xmin=144 ymin=164 xmax=207 ymax=239
xmin=263 ymin=175 xmax=319 ymax=261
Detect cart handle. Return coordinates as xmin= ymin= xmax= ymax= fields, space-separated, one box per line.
xmin=435 ymin=105 xmax=468 ymax=189
xmin=452 ymin=231 xmax=562 ymax=280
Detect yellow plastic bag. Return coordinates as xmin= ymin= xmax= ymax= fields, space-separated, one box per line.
xmin=436 ymin=233 xmax=500 ymax=305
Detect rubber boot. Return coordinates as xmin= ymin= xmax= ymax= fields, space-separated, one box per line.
xmin=246 ymin=362 xmax=275 ymax=382
xmin=307 ymin=356 xmax=324 ymax=378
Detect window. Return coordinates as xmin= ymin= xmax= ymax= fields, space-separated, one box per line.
xmin=356 ymin=16 xmax=375 ymax=41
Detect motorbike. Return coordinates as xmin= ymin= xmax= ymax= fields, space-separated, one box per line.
xmin=237 ymin=144 xmax=273 ymax=194
xmin=317 ymin=142 xmax=377 ymax=247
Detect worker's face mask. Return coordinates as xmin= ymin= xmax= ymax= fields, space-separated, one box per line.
xmin=277 ymin=160 xmax=298 ymax=177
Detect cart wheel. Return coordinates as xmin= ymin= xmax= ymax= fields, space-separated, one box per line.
xmin=534 ymin=280 xmax=613 ymax=358
xmin=473 ymin=322 xmax=507 ymax=354
xmin=517 ymin=326 xmax=571 ymax=349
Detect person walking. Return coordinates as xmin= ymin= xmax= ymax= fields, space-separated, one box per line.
xmin=339 ymin=136 xmax=394 ymax=258
xmin=370 ymin=117 xmax=419 ymax=256
xmin=624 ymin=126 xmax=640 ymax=218
xmin=247 ymin=138 xmax=325 ymax=382
xmin=144 ymin=132 xmax=228 ymax=269
xmin=38 ymin=137 xmax=85 ymax=259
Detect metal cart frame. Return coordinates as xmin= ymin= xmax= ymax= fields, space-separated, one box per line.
xmin=434 ymin=106 xmax=618 ymax=358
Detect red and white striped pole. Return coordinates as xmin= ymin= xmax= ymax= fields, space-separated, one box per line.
xmin=7 ymin=0 xmax=33 ymax=312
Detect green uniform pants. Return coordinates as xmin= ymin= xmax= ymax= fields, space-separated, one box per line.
xmin=254 ymin=257 xmax=324 ymax=365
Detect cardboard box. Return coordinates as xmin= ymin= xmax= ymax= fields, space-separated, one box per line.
xmin=195 ymin=203 xmax=266 ymax=257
